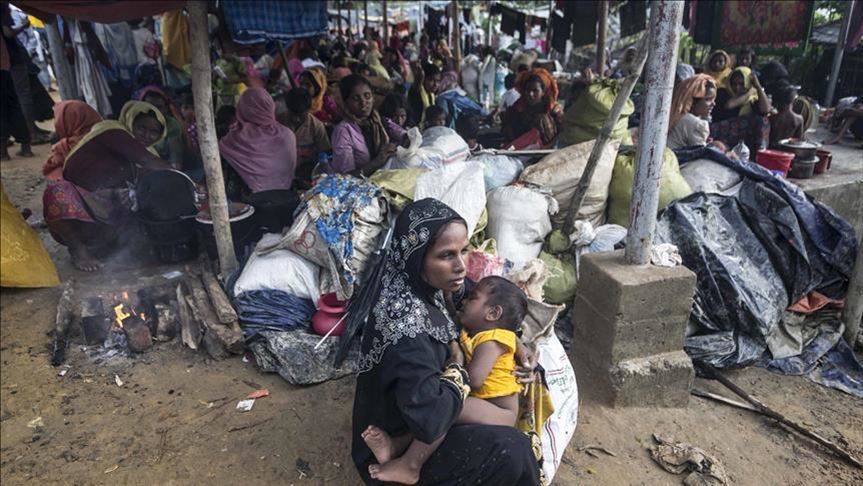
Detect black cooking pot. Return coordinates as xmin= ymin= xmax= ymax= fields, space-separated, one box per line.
xmin=242 ymin=189 xmax=301 ymax=234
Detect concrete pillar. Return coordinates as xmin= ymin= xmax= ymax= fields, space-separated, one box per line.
xmin=571 ymin=250 xmax=696 ymax=407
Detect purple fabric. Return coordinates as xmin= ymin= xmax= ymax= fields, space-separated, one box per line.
xmin=219 ymin=87 xmax=297 ymax=192
xmin=331 ymin=120 xmax=370 ymax=173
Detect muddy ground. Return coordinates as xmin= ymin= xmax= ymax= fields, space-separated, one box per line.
xmin=2 ymin=132 xmax=862 ymax=485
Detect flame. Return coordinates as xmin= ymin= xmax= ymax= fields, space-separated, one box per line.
xmin=113 ymin=303 xmax=132 ymax=328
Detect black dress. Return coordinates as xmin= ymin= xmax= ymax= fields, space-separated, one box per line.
xmin=351 ymin=198 xmax=540 ymax=485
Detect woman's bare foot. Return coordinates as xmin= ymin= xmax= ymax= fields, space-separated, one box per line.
xmin=69 ymin=245 xmax=102 ymax=272
xmin=362 ymin=425 xmax=396 ymax=464
xmin=369 ymin=457 xmax=421 ymax=485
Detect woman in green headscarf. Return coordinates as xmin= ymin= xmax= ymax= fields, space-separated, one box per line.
xmin=43 ymin=100 xmax=169 ymax=271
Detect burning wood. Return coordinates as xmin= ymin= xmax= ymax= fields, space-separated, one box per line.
xmin=122 ymin=315 xmax=153 ymax=353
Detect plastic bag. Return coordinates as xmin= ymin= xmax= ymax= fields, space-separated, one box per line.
xmin=519 ymin=139 xmax=620 ymax=227
xmin=732 ymin=141 xmax=750 ymax=162
xmin=234 ymin=233 xmax=321 ymax=302
xmin=465 ymin=240 xmax=505 ymax=281
xmin=570 ymin=221 xmax=627 ymax=277
xmin=384 ymin=127 xmax=445 ymax=170
xmin=415 ymin=161 xmax=486 ymax=236
xmin=486 ymin=186 xmax=557 ymax=266
xmin=471 ymin=153 xmax=524 ymax=191
xmin=607 ymin=147 xmax=692 ymax=227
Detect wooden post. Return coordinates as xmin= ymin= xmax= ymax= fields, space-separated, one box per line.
xmin=545 ymin=0 xmax=554 ymax=56
xmin=44 ymin=17 xmax=78 ymax=101
xmin=563 ymin=33 xmax=649 ymax=235
xmin=623 ymin=0 xmax=684 ymax=265
xmin=596 ymin=0 xmax=609 ymax=75
xmin=452 ymin=0 xmax=461 ymax=70
xmin=843 ymin=241 xmax=863 ymax=346
xmin=364 ymin=0 xmax=369 ymax=37
xmin=382 ymin=0 xmax=389 ymax=46
xmin=824 ymin=0 xmax=855 ymax=107
xmin=187 ymin=1 xmax=238 ymax=276
xmin=338 ymin=1 xmax=343 ymax=35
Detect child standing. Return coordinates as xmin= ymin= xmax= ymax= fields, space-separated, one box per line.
xmin=362 ymin=276 xmax=528 ymax=484
xmin=769 ymin=84 xmax=804 ymax=146
xmin=282 ymin=88 xmax=331 ymax=189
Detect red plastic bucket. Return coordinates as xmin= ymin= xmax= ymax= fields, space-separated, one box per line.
xmin=814 ymin=149 xmax=832 ymax=174
xmin=756 ymin=149 xmax=795 ymax=176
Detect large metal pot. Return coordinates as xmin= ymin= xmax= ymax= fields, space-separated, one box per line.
xmin=776 ymin=139 xmax=821 ymax=160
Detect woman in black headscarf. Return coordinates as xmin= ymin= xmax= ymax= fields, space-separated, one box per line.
xmin=351 ymin=198 xmax=541 ymax=486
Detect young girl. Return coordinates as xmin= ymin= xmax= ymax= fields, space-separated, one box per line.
xmin=362 ymin=276 xmax=528 ymax=484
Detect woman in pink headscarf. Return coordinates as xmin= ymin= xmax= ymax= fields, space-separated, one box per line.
xmin=219 ymin=88 xmax=297 ymax=193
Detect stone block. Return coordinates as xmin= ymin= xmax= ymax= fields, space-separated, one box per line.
xmin=576 ymin=250 xmax=696 ymax=323
xmin=572 ymin=294 xmax=689 ymax=364
xmin=608 ymin=351 xmax=694 ymax=407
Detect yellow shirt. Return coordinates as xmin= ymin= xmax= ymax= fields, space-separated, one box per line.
xmin=459 ymin=329 xmax=522 ymax=399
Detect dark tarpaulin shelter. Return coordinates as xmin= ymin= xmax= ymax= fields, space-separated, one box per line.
xmin=14 ymin=1 xmax=185 ymax=24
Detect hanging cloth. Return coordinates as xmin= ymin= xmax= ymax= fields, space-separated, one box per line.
xmin=619 ymin=0 xmax=647 ymax=38
xmin=569 ymin=1 xmax=598 ymax=48
xmin=550 ymin=11 xmax=571 ymax=52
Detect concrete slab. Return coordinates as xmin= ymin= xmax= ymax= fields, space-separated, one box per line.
xmin=790 ymin=127 xmax=863 ymax=237
xmin=608 ymin=351 xmax=694 ymax=407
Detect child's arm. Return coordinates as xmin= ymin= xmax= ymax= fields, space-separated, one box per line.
xmin=466 ymin=341 xmax=507 ymax=391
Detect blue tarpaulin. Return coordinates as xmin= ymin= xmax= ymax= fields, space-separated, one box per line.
xmin=222 ymin=0 xmax=327 ymax=44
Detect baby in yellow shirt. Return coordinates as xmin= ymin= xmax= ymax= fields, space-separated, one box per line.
xmin=455 ymin=275 xmax=526 ymax=426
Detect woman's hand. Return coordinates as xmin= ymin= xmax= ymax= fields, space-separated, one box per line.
xmin=446 ymin=340 xmax=465 ymax=367
xmin=513 ymin=340 xmax=537 ymax=385
xmin=750 ymin=72 xmax=762 ymax=91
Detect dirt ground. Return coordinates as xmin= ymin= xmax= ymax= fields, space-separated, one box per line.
xmin=2 ymin=133 xmax=863 ymax=485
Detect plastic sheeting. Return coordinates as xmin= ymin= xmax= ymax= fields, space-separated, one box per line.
xmin=656 ymin=146 xmax=861 ymax=396
xmin=248 ymin=329 xmax=360 ymax=385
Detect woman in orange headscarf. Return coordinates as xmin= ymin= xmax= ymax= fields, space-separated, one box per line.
xmin=667 ymin=74 xmax=717 ymax=149
xmin=299 ymin=67 xmax=338 ymax=124
xmin=501 ymin=68 xmax=563 ymax=148
xmin=43 ymin=101 xmax=102 ymax=181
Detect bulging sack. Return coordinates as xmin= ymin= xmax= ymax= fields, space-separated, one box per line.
xmin=519 ymin=139 xmax=620 ymax=228
xmin=560 ymin=78 xmax=634 ymax=146
xmin=234 ymin=233 xmax=321 ymax=302
xmin=486 ymin=186 xmax=557 ymax=267
xmin=415 ymin=161 xmax=486 ymax=236
xmin=607 ymin=147 xmax=692 ymax=227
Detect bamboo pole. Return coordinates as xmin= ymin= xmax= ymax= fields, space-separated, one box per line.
xmin=382 ymin=0 xmax=389 ymax=46
xmin=623 ymin=0 xmax=683 ymax=266
xmin=562 ymin=33 xmax=649 ymax=236
xmin=44 ymin=17 xmax=78 ymax=100
xmin=596 ymin=0 xmax=609 ymax=75
xmin=364 ymin=0 xmax=369 ymax=37
xmin=452 ymin=0 xmax=461 ymax=70
xmin=824 ymin=0 xmax=855 ymax=107
xmin=187 ymin=1 xmax=238 ymax=276
xmin=545 ymin=0 xmax=554 ymax=56
xmin=338 ymin=1 xmax=343 ymax=35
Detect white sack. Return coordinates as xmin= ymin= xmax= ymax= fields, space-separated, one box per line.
xmin=415 ymin=161 xmax=486 ymax=235
xmin=234 ymin=233 xmax=321 ymax=302
xmin=486 ymin=186 xmax=557 ymax=266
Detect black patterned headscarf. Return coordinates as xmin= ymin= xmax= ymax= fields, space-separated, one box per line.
xmin=358 ymin=198 xmax=465 ymax=372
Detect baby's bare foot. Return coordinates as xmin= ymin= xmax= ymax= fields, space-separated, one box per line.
xmin=369 ymin=457 xmax=421 ymax=485
xmin=362 ymin=425 xmax=396 ymax=464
